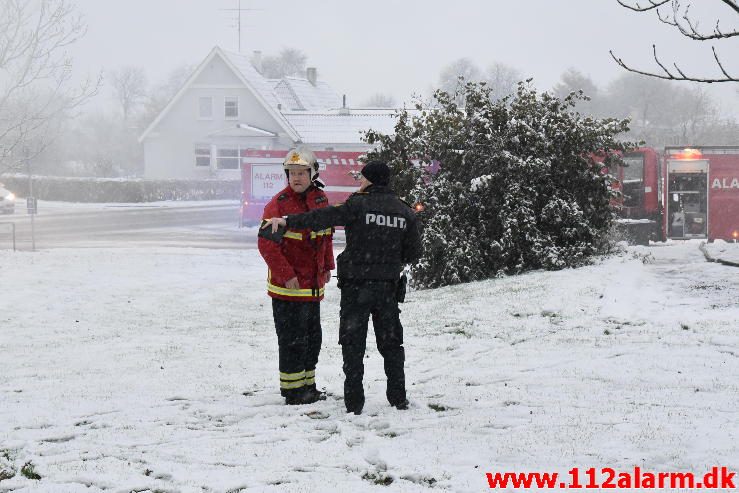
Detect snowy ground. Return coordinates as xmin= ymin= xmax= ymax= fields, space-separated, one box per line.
xmin=1 ymin=241 xmax=738 ymax=492
xmin=704 ymin=240 xmax=739 ymax=264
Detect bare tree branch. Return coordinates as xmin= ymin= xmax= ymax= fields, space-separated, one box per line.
xmin=616 ymin=0 xmax=670 ymax=12
xmin=655 ymin=1 xmax=739 ymax=40
xmin=110 ymin=66 xmax=147 ymax=122
xmin=0 ymin=0 xmax=99 ymax=172
xmin=613 ymin=0 xmax=739 ymax=82
xmin=610 ymin=45 xmax=738 ymax=82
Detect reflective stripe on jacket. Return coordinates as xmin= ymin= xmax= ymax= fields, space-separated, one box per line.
xmin=258 ymin=185 xmax=335 ymax=302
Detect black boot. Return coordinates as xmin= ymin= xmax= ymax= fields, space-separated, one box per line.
xmin=284 ymin=388 xmax=307 ymax=405
xmin=302 ymin=385 xmax=327 ymax=404
xmin=392 ymin=399 xmax=409 ymax=410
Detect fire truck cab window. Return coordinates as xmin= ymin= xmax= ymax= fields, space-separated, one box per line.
xmin=622 ymin=155 xmax=645 ymax=209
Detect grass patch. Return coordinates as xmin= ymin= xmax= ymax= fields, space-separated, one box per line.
xmin=0 ymin=449 xmax=16 ymax=481
xmin=443 ymin=321 xmax=473 ymax=338
xmin=401 ymin=474 xmax=438 ymax=486
xmin=20 ymin=461 xmax=41 ymax=480
xmin=362 ymin=471 xmax=394 ymax=486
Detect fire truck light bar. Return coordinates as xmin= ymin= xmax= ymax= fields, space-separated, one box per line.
xmin=673 ymin=148 xmax=703 ymax=160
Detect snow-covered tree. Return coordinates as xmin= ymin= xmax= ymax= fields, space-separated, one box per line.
xmin=485 ymin=62 xmax=522 ymax=101
xmin=553 ymin=68 xmax=603 ymax=117
xmin=34 ymin=64 xmax=193 ymax=177
xmin=605 ymin=73 xmax=735 ymax=146
xmin=0 ymin=0 xmax=98 ymax=172
xmin=438 ymin=58 xmax=523 ymax=105
xmin=138 ymin=63 xmax=194 ymax=129
xmin=362 ymin=93 xmax=397 ymax=108
xmin=437 ymin=58 xmax=482 ymax=105
xmin=364 ymin=81 xmax=636 ymax=288
xmin=109 ymin=66 xmax=147 ymax=122
xmin=254 ymin=48 xmax=307 ymax=79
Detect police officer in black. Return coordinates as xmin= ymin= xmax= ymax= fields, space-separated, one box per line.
xmin=263 ymin=161 xmax=422 ymax=415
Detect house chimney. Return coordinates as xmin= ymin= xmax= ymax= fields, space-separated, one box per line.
xmin=306 ymin=67 xmax=317 ymax=86
xmin=252 ymin=50 xmax=263 ymax=74
xmin=339 ymin=94 xmax=350 ymax=115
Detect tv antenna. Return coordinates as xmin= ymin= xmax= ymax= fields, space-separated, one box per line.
xmin=220 ymin=0 xmax=261 ymax=53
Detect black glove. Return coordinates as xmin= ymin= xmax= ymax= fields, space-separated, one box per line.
xmin=396 ymin=273 xmax=407 ymax=303
xmin=257 ymin=219 xmax=286 ymax=243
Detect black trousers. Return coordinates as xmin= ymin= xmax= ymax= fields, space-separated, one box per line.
xmin=272 ymin=298 xmax=322 ymax=398
xmin=339 ymin=280 xmax=406 ymax=411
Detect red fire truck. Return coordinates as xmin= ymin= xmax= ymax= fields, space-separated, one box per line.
xmin=663 ymin=146 xmax=739 ymax=242
xmin=239 ymin=149 xmax=365 ymax=226
xmin=608 ymin=147 xmax=663 ymax=243
xmin=611 ymin=147 xmax=662 ymax=221
xmin=611 ymin=146 xmax=739 ymax=243
xmin=239 ymin=145 xmax=739 ymax=243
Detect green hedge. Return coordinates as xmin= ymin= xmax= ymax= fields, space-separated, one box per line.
xmin=0 ymin=175 xmax=241 ymax=202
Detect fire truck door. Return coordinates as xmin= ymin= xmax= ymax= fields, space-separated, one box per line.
xmin=667 ymin=160 xmax=709 ymax=239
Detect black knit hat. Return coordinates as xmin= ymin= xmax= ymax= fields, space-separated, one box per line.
xmin=361 ymin=161 xmax=390 ymax=186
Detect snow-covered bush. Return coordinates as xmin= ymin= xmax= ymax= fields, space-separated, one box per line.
xmin=364 ymin=81 xmax=636 ymax=288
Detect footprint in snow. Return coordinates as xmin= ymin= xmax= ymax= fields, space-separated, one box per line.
xmin=346 ymin=435 xmax=364 ymax=448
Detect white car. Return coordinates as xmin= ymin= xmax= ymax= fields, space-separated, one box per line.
xmin=0 ymin=184 xmax=16 ymax=214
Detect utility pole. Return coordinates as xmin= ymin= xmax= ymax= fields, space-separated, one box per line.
xmin=219 ymin=0 xmax=261 ymax=53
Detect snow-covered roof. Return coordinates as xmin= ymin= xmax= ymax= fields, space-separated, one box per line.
xmin=140 ymin=46 xmax=400 ymax=146
xmin=220 ymin=51 xmax=340 ymax=113
xmin=139 ymin=47 xmax=300 ymax=143
xmin=272 ymin=78 xmax=342 ymax=112
xmin=270 ymin=79 xmax=302 ymax=111
xmin=218 ymin=50 xmax=285 ymax=111
xmin=283 ymin=110 xmax=399 ymax=144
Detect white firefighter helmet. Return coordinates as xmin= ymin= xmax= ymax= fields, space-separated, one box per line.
xmin=283 ymin=145 xmax=319 ymax=180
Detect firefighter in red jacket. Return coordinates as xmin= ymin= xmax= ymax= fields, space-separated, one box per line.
xmin=257 ymin=146 xmax=334 ymax=405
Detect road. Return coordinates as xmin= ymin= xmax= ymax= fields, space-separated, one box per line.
xmin=0 ymin=201 xmax=256 ymax=250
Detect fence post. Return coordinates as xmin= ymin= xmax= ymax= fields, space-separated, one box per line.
xmin=0 ymin=222 xmax=16 ymax=251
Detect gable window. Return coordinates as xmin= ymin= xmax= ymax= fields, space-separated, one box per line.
xmin=198 ymin=97 xmax=213 ymax=119
xmin=195 ymin=145 xmax=212 ymax=167
xmin=216 ymin=147 xmax=240 ymax=169
xmin=224 ymin=96 xmax=239 ymax=119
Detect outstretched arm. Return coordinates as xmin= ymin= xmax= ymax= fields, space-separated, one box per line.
xmin=263 ymin=202 xmax=355 ymax=233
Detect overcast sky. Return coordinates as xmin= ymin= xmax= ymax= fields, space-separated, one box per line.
xmin=70 ymin=0 xmax=739 ymax=114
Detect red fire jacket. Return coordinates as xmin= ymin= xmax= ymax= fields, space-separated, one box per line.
xmin=258 ymin=185 xmax=335 ymax=302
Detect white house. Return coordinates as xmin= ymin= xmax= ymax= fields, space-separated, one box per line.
xmin=139 ymin=47 xmax=398 ymax=180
